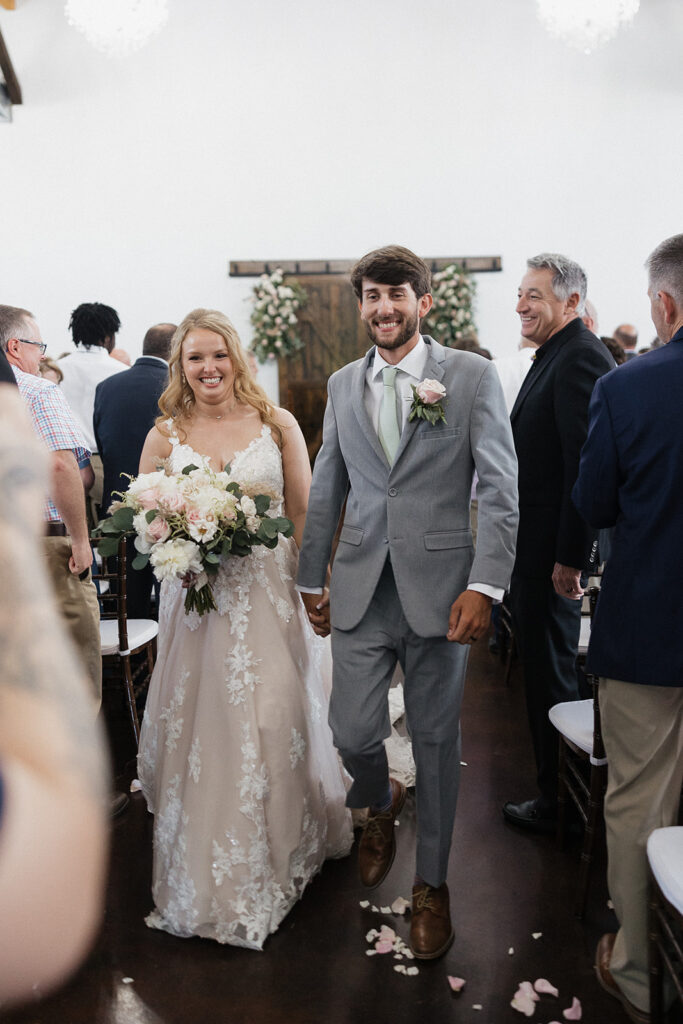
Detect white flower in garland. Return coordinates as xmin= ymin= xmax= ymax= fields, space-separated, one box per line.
xmin=426 ymin=264 xmax=477 ymax=348
xmin=249 ymin=268 xmax=308 ymax=362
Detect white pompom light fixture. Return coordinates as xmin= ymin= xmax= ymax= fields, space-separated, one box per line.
xmin=536 ymin=0 xmax=640 ymax=54
xmin=64 ymin=0 xmax=169 ymax=58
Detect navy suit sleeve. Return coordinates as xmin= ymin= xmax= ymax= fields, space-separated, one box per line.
xmin=553 ymin=343 xmax=613 ymax=567
xmin=572 ymin=377 xmax=621 ymax=529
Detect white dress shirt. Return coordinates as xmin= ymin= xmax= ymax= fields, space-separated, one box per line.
xmin=58 ymin=346 xmax=127 ymax=451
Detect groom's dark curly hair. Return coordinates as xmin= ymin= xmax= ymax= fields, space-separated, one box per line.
xmin=350 ymin=245 xmax=431 ymax=300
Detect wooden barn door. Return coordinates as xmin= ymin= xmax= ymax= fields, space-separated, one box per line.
xmin=278 ymin=275 xmax=368 ymax=463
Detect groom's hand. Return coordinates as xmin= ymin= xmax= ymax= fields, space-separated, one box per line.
xmin=301 ymin=590 xmax=331 ymax=637
xmin=447 ymin=590 xmax=492 ymax=645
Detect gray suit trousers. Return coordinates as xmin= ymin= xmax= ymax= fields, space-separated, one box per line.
xmin=329 ymin=559 xmax=468 ymax=888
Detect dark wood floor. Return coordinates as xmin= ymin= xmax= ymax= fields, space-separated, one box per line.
xmin=3 ymin=642 xmax=666 ymax=1024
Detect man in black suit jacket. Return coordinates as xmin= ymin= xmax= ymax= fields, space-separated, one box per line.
xmin=503 ymin=254 xmax=614 ymax=831
xmin=93 ymin=323 xmax=175 ymax=618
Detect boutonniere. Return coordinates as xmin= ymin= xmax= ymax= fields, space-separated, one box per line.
xmin=408 ymin=379 xmax=447 ymax=426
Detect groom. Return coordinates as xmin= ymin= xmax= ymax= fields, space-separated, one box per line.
xmin=298 ymin=246 xmax=518 ymax=958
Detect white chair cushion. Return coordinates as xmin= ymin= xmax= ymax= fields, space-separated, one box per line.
xmin=100 ymin=618 xmax=158 ymax=656
xmin=548 ymin=699 xmax=607 ymax=766
xmin=647 ymin=827 xmax=683 ymax=914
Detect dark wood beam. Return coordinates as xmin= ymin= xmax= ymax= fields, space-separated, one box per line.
xmin=229 ymin=256 xmax=502 ymax=277
xmin=0 ymin=27 xmax=21 ymax=104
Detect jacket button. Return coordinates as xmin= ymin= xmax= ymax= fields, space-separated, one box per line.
xmin=388 ymin=487 xmax=397 ymax=497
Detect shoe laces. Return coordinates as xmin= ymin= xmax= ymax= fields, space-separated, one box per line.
xmin=363 ymin=813 xmax=390 ymax=841
xmin=414 ymin=886 xmax=437 ymax=912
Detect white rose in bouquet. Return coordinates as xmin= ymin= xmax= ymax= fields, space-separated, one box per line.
xmin=149 ymin=537 xmax=203 ymax=581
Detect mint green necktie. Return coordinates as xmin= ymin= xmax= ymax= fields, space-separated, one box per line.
xmin=378 ymin=366 xmax=401 ymax=463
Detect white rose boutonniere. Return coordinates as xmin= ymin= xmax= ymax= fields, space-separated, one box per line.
xmin=408 ymin=379 xmax=447 ymax=426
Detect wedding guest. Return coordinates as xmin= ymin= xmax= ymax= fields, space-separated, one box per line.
xmin=59 ymin=302 xmax=127 ymax=520
xmin=504 ymin=254 xmax=614 ymax=832
xmin=614 ymin=323 xmax=638 ymax=360
xmin=0 ymin=386 xmax=108 ymax=1008
xmin=110 ymin=346 xmax=132 ymax=366
xmin=298 ymin=245 xmax=518 ymax=959
xmin=493 ymin=338 xmax=538 ymax=415
xmin=94 ymin=322 xmax=175 ymax=617
xmin=574 ymin=233 xmax=683 ymax=1023
xmin=0 ymin=305 xmax=101 ymax=705
xmin=582 ymin=298 xmax=599 ymax=336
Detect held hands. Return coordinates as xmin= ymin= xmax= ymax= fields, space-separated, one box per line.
xmin=552 ymin=562 xmax=584 ymax=601
xmin=301 ymin=590 xmax=331 ymax=638
xmin=447 ymin=590 xmax=492 ymax=645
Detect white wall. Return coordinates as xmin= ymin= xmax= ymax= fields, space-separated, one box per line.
xmin=1 ymin=0 xmax=682 ymax=400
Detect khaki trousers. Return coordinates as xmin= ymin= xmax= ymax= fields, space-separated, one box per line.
xmin=600 ymin=677 xmax=683 ymax=1013
xmin=43 ymin=536 xmax=102 ymax=707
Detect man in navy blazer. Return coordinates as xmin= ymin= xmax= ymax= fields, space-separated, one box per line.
xmin=573 ymin=234 xmax=683 ymax=1023
xmin=504 ymin=254 xmax=615 ymax=832
xmin=93 ymin=323 xmax=175 ymax=617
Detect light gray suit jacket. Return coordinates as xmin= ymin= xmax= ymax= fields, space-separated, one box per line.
xmin=298 ymin=336 xmax=519 ymax=638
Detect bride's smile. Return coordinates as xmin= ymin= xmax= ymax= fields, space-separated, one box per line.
xmin=182 ymin=328 xmax=235 ymax=405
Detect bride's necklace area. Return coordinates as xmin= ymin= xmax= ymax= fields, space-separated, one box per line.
xmin=198 ymin=397 xmax=239 ymax=422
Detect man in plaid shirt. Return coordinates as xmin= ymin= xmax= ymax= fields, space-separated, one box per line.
xmin=0 ymin=305 xmax=101 ymax=703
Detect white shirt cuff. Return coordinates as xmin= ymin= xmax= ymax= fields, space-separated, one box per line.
xmin=467 ymin=583 xmax=504 ymax=604
xmin=296 ymin=585 xmax=324 ymax=595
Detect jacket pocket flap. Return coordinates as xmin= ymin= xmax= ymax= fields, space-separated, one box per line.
xmin=424 ymin=530 xmax=472 ymax=551
xmin=339 ymin=525 xmax=364 ymax=546
xmin=418 ymin=427 xmax=461 ymax=441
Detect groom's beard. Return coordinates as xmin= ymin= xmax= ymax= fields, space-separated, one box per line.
xmin=364 ymin=310 xmax=419 ymax=351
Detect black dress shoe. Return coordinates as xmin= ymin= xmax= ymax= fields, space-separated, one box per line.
xmin=502 ymin=798 xmax=556 ymax=833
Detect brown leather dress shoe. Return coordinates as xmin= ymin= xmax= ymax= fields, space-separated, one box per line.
xmin=358 ymin=778 xmax=406 ymax=888
xmin=594 ymin=933 xmax=651 ymax=1024
xmin=410 ymin=882 xmax=454 ymax=960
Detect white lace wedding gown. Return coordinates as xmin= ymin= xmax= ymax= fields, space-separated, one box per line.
xmin=138 ymin=424 xmax=353 ymax=950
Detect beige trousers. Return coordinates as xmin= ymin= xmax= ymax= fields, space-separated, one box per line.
xmin=600 ymin=677 xmax=683 ymax=1012
xmin=43 ymin=536 xmax=102 ymax=707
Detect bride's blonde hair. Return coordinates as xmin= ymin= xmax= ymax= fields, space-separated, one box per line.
xmin=156 ymin=308 xmax=283 ymax=445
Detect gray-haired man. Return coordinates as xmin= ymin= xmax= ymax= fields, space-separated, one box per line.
xmin=503 ymin=254 xmax=614 ymax=832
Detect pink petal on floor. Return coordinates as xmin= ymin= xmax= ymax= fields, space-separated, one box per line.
xmin=391 ymin=896 xmax=411 ymax=915
xmin=129 ymin=779 xmax=142 ymax=793
xmin=510 ymin=992 xmax=537 ymax=1017
xmin=447 ymin=976 xmax=466 ymax=992
xmin=374 ymin=940 xmax=394 ymax=954
xmin=518 ymin=981 xmax=540 ymax=1002
xmin=563 ymin=996 xmax=582 ymax=1020
xmin=378 ymin=925 xmax=396 ymax=943
xmin=534 ymin=978 xmax=559 ymax=997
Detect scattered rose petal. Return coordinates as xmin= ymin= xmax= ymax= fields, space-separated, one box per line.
xmin=519 ymin=982 xmax=540 ymax=1002
xmin=391 ymin=896 xmax=411 ymax=915
xmin=508 ymin=947 xmax=515 ymax=955
xmin=394 ymin=819 xmax=400 ymax=826
xmin=380 ymin=906 xmax=392 ymax=914
xmin=394 ymin=953 xmax=403 ymax=960
xmin=473 ymin=1005 xmax=483 ymax=1011
xmin=365 ymin=949 xmax=378 ymax=956
xmin=121 ymin=977 xmax=134 ymax=984
xmin=365 ymin=929 xmax=379 ymax=942
xmin=607 ymin=899 xmax=614 ymax=909
xmin=394 ymin=964 xmax=406 ymax=974
xmin=532 ymin=932 xmax=542 ymax=939
xmin=129 ymin=779 xmax=142 ymax=793
xmin=461 ymin=761 xmax=468 ymax=766
xmin=563 ymin=996 xmax=582 ymax=1020
xmin=379 ymin=925 xmax=396 ymax=942
xmin=448 ymin=976 xmax=466 ymax=992
xmin=534 ymin=978 xmax=559 ymax=998
xmin=371 ymin=905 xmax=379 ymax=912
xmin=359 ymin=900 xmax=370 ymax=909
xmin=404 ymin=949 xmax=414 ymax=959
xmin=511 ymin=993 xmax=536 ymax=1017
xmin=406 ymin=967 xmax=419 ymax=976
xmin=374 ymin=940 xmax=393 ymax=954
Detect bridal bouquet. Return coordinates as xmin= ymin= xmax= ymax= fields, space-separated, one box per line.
xmin=93 ymin=463 xmax=294 ymax=616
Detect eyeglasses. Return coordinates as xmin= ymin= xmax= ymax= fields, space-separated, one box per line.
xmin=17 ymin=338 xmax=47 ymax=356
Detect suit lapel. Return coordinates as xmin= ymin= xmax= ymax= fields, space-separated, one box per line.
xmin=510 ymin=340 xmax=563 ymax=422
xmin=392 ymin=337 xmax=446 ymax=467
xmin=351 ymin=348 xmax=389 ymax=467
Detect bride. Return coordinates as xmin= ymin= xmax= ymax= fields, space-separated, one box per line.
xmin=137 ymin=309 xmax=353 ymax=950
